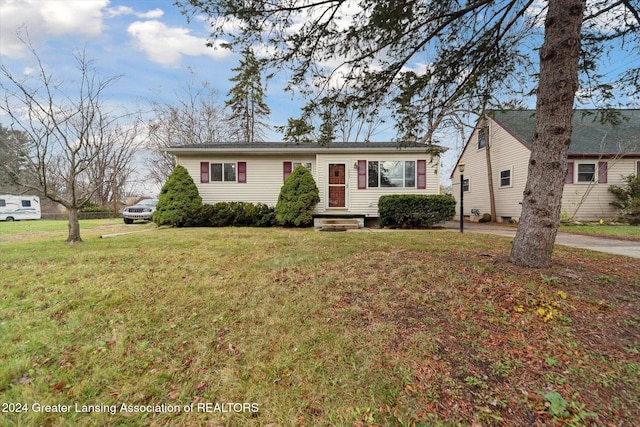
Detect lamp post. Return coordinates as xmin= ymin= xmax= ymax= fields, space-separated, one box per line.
xmin=458 ymin=161 xmax=465 ymax=233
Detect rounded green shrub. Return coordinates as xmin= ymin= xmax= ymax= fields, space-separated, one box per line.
xmin=275 ymin=166 xmax=320 ymax=227
xmin=154 ymin=165 xmax=203 ymax=227
xmin=479 ymin=213 xmax=492 ymax=223
xmin=378 ymin=194 xmax=456 ymax=228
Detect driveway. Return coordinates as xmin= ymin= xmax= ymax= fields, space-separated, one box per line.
xmin=444 ymin=221 xmax=640 ymax=259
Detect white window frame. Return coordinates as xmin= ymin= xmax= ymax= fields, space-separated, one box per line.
xmin=499 ymin=168 xmax=513 ymax=188
xmin=292 ymin=162 xmax=312 ymax=172
xmin=211 ymin=162 xmax=237 ymax=182
xmin=576 ymin=162 xmax=597 ymax=184
xmin=367 ymin=160 xmax=416 ymax=188
xmin=462 ymin=177 xmax=470 ymax=192
xmin=477 ymin=126 xmax=488 ymax=150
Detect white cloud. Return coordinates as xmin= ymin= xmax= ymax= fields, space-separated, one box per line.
xmin=0 ymin=0 xmax=108 ymax=58
xmin=127 ymin=20 xmax=230 ymax=66
xmin=106 ymin=5 xmax=162 ymax=19
xmin=105 ymin=5 xmax=134 ymax=17
xmin=138 ymin=8 xmax=164 ymax=19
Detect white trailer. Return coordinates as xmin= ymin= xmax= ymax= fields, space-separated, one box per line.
xmin=0 ymin=195 xmax=42 ymax=221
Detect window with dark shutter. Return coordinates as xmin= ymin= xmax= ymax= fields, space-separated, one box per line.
xmin=283 ymin=162 xmax=292 ymax=181
xmin=238 ymin=162 xmax=247 ymax=183
xmin=565 ymin=162 xmax=574 ymax=184
xmin=357 ymin=160 xmax=366 ymax=189
xmin=200 ymin=162 xmax=209 ymax=183
xmin=598 ymin=161 xmax=607 ymax=184
xmin=417 ymin=160 xmax=426 ymax=189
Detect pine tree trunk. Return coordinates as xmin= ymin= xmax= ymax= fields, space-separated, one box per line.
xmin=509 ymin=0 xmax=585 ymax=268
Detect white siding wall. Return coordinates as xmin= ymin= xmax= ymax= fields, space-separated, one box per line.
xmin=177 ymin=154 xmax=315 ymax=206
xmin=316 ymin=153 xmax=441 ymax=216
xmin=177 ymin=152 xmax=441 ymax=217
xmin=455 ymin=120 xmax=640 ymax=222
xmin=562 ymin=158 xmax=638 ymax=221
xmin=455 ymin=121 xmax=530 ymax=222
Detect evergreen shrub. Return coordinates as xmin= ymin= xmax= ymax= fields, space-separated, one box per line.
xmin=154 ymin=165 xmax=203 ymax=227
xmin=378 ymin=194 xmax=456 ymax=228
xmin=609 ymin=174 xmax=640 ymax=225
xmin=196 ymin=202 xmax=276 ymax=227
xmin=275 ymin=166 xmax=320 ymax=227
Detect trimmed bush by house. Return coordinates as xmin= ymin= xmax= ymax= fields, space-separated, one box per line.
xmin=378 ymin=194 xmax=456 ymax=228
xmin=154 ymin=165 xmax=203 ymax=227
xmin=275 ymin=165 xmax=320 ymax=227
xmin=194 ymin=202 xmax=276 ymax=227
xmin=479 ymin=213 xmax=492 ymax=223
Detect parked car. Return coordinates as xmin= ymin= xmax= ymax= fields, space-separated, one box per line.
xmin=123 ymin=199 xmax=158 ymax=224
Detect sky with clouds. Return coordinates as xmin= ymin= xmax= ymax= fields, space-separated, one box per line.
xmin=1 ymin=0 xmax=637 ymax=194
xmin=0 ymin=0 xmax=304 ymax=139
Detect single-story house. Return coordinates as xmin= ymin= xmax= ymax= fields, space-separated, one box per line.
xmin=165 ymin=141 xmax=445 ymax=226
xmin=451 ymin=109 xmax=640 ymax=223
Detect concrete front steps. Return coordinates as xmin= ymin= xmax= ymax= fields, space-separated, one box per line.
xmin=315 ymin=217 xmax=361 ymax=231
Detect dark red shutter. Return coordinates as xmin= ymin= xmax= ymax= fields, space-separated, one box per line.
xmin=200 ymin=162 xmax=209 ymax=183
xmin=238 ymin=162 xmax=247 ymax=183
xmin=565 ymin=162 xmax=574 ymax=184
xmin=598 ymin=161 xmax=608 ymax=184
xmin=417 ymin=160 xmax=427 ymax=189
xmin=283 ymin=162 xmax=292 ymax=181
xmin=357 ymin=160 xmax=366 ymax=189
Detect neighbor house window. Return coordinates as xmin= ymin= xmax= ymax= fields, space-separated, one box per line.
xmin=462 ymin=178 xmax=470 ymax=192
xmin=477 ymin=126 xmax=488 ymax=149
xmin=637 ymin=161 xmax=640 ymax=176
xmin=500 ymin=169 xmax=512 ymax=187
xmin=577 ymin=163 xmax=596 ymax=183
xmin=367 ymin=161 xmax=416 ymax=188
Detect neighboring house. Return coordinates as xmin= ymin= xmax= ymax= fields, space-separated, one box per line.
xmin=451 ymin=109 xmax=640 ymax=222
xmin=165 ymin=141 xmax=444 ymax=224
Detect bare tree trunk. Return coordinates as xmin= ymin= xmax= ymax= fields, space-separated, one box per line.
xmin=485 ymin=129 xmax=497 ymax=222
xmin=67 ymin=207 xmax=82 ymax=244
xmin=509 ymin=0 xmax=585 ymax=268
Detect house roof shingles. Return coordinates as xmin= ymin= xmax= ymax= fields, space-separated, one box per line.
xmin=165 ymin=140 xmax=447 ymax=155
xmin=490 ymin=109 xmax=640 ymax=155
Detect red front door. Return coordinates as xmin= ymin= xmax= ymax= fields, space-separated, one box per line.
xmin=328 ymin=163 xmax=346 ymax=208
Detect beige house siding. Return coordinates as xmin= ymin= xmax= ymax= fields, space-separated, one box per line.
xmin=316 ymin=154 xmax=440 ymax=216
xmin=453 ymin=115 xmax=640 ymax=223
xmin=177 ymin=152 xmax=440 ymax=217
xmin=454 ymin=120 xmax=530 ymax=222
xmin=177 ymin=154 xmax=316 ymax=206
xmin=562 ymin=157 xmax=638 ymax=221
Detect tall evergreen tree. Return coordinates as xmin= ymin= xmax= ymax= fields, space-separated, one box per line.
xmin=225 ymin=48 xmax=271 ymax=143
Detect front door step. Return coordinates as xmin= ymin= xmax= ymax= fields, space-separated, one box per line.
xmin=318 ymin=218 xmax=360 ymax=231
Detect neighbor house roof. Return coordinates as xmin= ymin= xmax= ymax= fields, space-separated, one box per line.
xmin=164 ymin=140 xmax=446 ymax=155
xmin=490 ymin=109 xmax=640 ymax=156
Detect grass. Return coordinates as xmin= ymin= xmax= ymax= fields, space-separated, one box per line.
xmin=1 ymin=221 xmax=639 ymax=426
xmin=559 ymin=224 xmax=640 ymax=240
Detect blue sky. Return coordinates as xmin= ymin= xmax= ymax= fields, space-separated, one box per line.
xmin=1 ymin=0 xmax=637 ymax=195
xmin=0 ymin=0 xmax=307 ymax=134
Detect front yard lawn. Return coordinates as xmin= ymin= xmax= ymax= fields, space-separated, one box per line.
xmin=559 ymin=223 xmax=640 ymax=240
xmin=1 ymin=226 xmax=638 ymax=426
